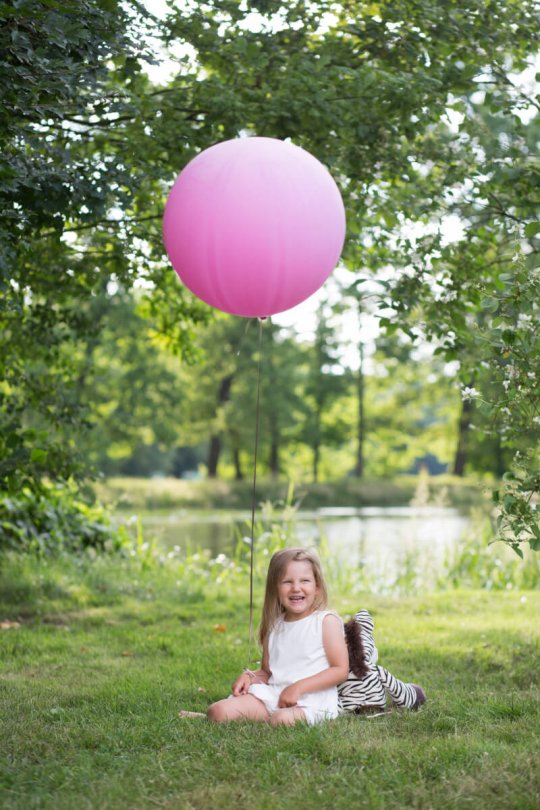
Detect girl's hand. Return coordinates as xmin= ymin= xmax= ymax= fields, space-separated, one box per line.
xmin=278 ymin=683 xmax=302 ymax=708
xmin=232 ymin=672 xmax=252 ymax=696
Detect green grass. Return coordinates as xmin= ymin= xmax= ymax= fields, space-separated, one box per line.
xmin=94 ymin=474 xmax=485 ymax=512
xmin=1 ymin=553 xmax=538 ymax=809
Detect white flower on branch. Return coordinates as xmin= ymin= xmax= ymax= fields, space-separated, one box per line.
xmin=518 ymin=313 xmax=533 ymax=327
xmin=461 ymin=386 xmax=480 ymax=401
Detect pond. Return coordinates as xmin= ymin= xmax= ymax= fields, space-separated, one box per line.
xmin=122 ymin=505 xmax=472 ymax=588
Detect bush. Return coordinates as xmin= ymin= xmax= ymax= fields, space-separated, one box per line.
xmin=0 ymin=485 xmax=128 ymax=555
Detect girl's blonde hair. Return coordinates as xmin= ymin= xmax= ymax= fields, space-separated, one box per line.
xmin=259 ymin=548 xmax=328 ymax=646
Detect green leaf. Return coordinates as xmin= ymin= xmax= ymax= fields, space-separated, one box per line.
xmin=30 ymin=448 xmax=47 ymax=464
xmin=524 ymin=222 xmax=540 ymax=238
xmin=480 ymin=297 xmax=498 ymax=312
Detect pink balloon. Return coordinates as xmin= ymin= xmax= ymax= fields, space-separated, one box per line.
xmin=163 ymin=137 xmax=346 ymax=318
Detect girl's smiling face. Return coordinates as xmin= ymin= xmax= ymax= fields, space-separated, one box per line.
xmin=278 ymin=559 xmax=319 ymax=621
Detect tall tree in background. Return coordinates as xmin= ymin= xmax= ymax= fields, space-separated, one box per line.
xmin=174 ymin=317 xmax=308 ymax=479
xmin=172 ymin=316 xmax=248 ymax=478
xmin=77 ymin=290 xmax=185 ymax=477
xmin=227 ymin=320 xmax=307 ymax=480
xmin=360 ymin=333 xmax=457 ymax=477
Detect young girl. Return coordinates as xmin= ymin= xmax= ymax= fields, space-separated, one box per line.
xmin=206 ymin=547 xmax=349 ymax=726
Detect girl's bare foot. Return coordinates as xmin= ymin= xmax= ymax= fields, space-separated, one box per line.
xmin=178 ymin=710 xmax=206 ymax=718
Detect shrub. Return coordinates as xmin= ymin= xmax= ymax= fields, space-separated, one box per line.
xmin=0 ymin=485 xmax=128 ymax=555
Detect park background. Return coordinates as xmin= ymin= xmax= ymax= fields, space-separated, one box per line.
xmin=1 ymin=1 xmax=539 ymax=808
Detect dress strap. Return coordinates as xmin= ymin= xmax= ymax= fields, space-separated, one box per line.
xmin=318 ymin=609 xmax=344 ymax=632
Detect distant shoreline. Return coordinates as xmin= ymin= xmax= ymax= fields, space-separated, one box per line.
xmin=94 ymin=474 xmax=487 ymax=512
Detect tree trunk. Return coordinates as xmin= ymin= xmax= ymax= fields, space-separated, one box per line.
xmin=312 ymin=425 xmax=320 ymax=483
xmin=269 ymin=405 xmax=280 ymax=478
xmin=269 ymin=438 xmax=279 ymax=479
xmin=207 ymin=435 xmax=221 ymax=478
xmin=206 ymin=375 xmax=233 ymax=478
xmin=494 ymin=433 xmax=506 ymax=479
xmin=453 ymin=397 xmax=473 ymax=476
xmin=232 ymin=446 xmax=244 ymax=480
xmin=313 ymin=446 xmax=319 ymax=483
xmin=353 ymin=342 xmax=365 ymax=478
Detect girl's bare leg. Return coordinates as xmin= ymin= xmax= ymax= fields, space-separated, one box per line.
xmin=207 ymin=694 xmax=270 ymax=723
xmin=268 ymin=707 xmax=306 ymax=727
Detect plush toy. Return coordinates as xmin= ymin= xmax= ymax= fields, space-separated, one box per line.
xmin=338 ymin=610 xmax=426 ymax=714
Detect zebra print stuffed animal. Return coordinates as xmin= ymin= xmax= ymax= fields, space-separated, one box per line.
xmin=337 ymin=609 xmax=426 ymax=714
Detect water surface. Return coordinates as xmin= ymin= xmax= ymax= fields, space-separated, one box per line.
xmin=124 ymin=505 xmax=471 ymax=587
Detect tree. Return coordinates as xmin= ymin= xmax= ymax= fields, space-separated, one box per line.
xmin=0 ymin=0 xmax=158 ymax=492
xmin=224 ymin=319 xmax=307 ymax=480
xmin=173 ymin=316 xmax=307 ymax=479
xmin=77 ymin=290 xmax=185 ymax=477
xmin=297 ymin=304 xmax=351 ymax=482
xmin=378 ymin=90 xmax=539 ymax=549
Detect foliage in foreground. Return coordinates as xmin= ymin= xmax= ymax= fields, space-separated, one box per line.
xmin=0 ymin=553 xmax=538 ymax=810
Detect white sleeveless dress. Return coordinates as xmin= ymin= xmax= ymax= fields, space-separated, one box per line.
xmin=249 ymin=610 xmax=343 ymax=725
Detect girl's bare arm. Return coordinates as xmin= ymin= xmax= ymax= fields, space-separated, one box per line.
xmin=232 ymin=643 xmax=271 ymax=695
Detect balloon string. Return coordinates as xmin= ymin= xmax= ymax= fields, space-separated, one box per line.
xmin=248 ymin=318 xmax=265 ymax=667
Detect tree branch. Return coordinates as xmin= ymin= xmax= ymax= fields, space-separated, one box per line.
xmin=39 ymin=214 xmax=163 ymax=239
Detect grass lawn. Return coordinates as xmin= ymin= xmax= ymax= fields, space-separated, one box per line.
xmin=0 ymin=554 xmax=538 ymax=809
